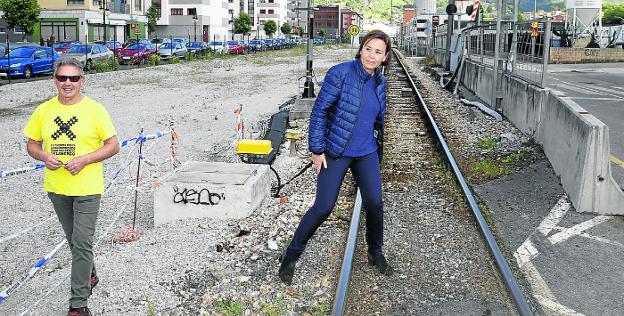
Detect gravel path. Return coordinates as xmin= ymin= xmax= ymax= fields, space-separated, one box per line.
xmin=0 ymin=46 xmax=355 ymax=315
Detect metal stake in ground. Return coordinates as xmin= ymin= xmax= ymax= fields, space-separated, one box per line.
xmin=133 ymin=129 xmax=145 ymax=229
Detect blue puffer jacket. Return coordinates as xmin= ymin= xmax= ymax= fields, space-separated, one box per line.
xmin=308 ymin=59 xmax=387 ymax=158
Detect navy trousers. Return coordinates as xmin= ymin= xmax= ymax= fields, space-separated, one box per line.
xmin=285 ymin=151 xmax=384 ymax=260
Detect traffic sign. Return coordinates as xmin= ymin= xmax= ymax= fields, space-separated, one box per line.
xmin=348 ymin=24 xmax=360 ymax=36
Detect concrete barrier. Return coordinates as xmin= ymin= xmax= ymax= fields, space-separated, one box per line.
xmin=501 ymin=75 xmax=546 ymax=136
xmin=463 ymin=60 xmax=495 ymax=106
xmin=153 ymin=161 xmax=272 ymax=226
xmin=537 ymin=94 xmax=624 ymax=214
xmin=459 ymin=60 xmax=624 ymax=214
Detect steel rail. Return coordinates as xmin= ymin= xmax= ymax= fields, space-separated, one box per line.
xmin=332 ymin=189 xmax=362 ymax=315
xmin=392 ymin=48 xmax=533 ymax=316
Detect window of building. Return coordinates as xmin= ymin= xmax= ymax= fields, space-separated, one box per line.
xmin=228 ymin=0 xmax=234 ymax=3
xmin=268 ymin=0 xmax=274 ymax=2
xmin=248 ymin=0 xmax=255 ymax=24
xmin=41 ymin=21 xmax=79 ymax=42
xmin=0 ymin=27 xmax=6 ymax=34
xmin=260 ymin=9 xmax=266 ymax=14
xmin=67 ymin=0 xmax=84 ymax=5
xmin=171 ymin=8 xmax=183 ymax=15
xmin=188 ymin=8 xmax=197 ymax=16
xmin=240 ymin=0 xmax=244 ymax=12
xmin=134 ymin=0 xmax=141 ymax=11
xmin=229 ymin=9 xmax=234 ymax=14
xmin=268 ymin=9 xmax=274 ymax=14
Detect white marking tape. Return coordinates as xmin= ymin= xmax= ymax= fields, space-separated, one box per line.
xmin=0 ymin=240 xmax=67 ymax=303
xmin=0 ymin=216 xmax=56 ymax=244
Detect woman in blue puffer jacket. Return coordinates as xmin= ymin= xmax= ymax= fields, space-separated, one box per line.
xmin=279 ymin=30 xmax=392 ymax=285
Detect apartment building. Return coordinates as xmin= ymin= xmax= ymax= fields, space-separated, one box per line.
xmin=37 ymin=0 xmax=148 ymax=43
xmin=313 ymin=5 xmax=339 ymax=37
xmin=257 ymin=0 xmax=288 ymax=38
xmin=151 ymin=0 xmax=228 ymax=41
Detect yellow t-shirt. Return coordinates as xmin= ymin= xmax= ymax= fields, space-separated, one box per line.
xmin=23 ymin=96 xmax=117 ymax=196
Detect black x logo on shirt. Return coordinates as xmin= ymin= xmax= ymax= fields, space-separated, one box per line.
xmin=51 ymin=116 xmax=78 ymax=141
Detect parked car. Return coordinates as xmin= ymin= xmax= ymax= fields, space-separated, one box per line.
xmin=172 ymin=37 xmax=190 ymax=47
xmin=125 ymin=38 xmax=152 ymax=46
xmin=0 ymin=46 xmax=59 ymax=79
xmin=105 ymin=41 xmax=123 ymax=55
xmin=0 ymin=43 xmax=6 ymax=58
xmin=118 ymin=43 xmax=157 ymax=65
xmin=186 ymin=41 xmax=209 ymax=55
xmin=226 ymin=41 xmax=245 ymax=54
xmin=248 ymin=39 xmax=265 ymax=52
xmin=152 ymin=38 xmax=171 ymax=45
xmin=207 ymin=41 xmax=228 ymax=54
xmin=63 ymin=44 xmax=114 ymax=70
xmin=158 ymin=42 xmax=188 ymax=60
xmin=53 ymin=41 xmax=78 ymax=54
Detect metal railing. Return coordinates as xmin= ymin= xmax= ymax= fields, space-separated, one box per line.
xmin=461 ymin=20 xmax=552 ymax=87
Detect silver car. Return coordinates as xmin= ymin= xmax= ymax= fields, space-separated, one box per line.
xmin=158 ymin=42 xmax=188 ymax=60
xmin=63 ymin=44 xmax=114 ymax=70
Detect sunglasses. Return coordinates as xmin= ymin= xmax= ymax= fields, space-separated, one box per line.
xmin=55 ymin=75 xmax=82 ymax=82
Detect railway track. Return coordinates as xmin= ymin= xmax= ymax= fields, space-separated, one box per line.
xmin=331 ymin=49 xmax=532 ymax=315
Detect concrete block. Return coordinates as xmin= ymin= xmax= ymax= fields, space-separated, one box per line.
xmin=153 ymin=161 xmax=272 ymax=226
xmin=536 ymin=94 xmax=624 ymax=214
xmin=501 ymin=75 xmax=545 ymax=136
xmin=288 ymin=98 xmax=316 ymax=121
xmin=401 ymin=88 xmax=414 ymax=97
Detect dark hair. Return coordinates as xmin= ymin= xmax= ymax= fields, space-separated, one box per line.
xmin=354 ymin=29 xmax=392 ymax=67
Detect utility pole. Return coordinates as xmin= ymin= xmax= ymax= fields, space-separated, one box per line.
xmin=445 ymin=0 xmax=455 ymax=70
xmin=257 ymin=16 xmax=260 ymax=39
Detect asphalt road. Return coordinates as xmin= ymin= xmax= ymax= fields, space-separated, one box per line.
xmin=547 ymin=62 xmax=624 ymax=189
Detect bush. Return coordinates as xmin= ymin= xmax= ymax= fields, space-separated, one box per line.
xmin=187 ymin=52 xmax=197 ymax=61
xmin=90 ymin=57 xmax=118 ymax=73
xmin=147 ymin=54 xmax=160 ymax=66
xmin=169 ymin=55 xmax=181 ymax=64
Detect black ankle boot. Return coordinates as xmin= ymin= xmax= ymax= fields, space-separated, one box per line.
xmin=278 ymin=252 xmax=297 ymax=285
xmin=368 ymin=253 xmax=393 ymax=276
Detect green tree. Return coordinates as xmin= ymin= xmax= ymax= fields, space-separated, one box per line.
xmin=318 ymin=29 xmax=325 ymax=37
xmin=146 ymin=6 xmax=160 ymax=36
xmin=603 ymin=3 xmax=624 ymax=24
xmin=234 ymin=12 xmax=252 ymax=35
xmin=0 ymin=0 xmax=40 ymax=41
xmin=280 ymin=22 xmax=292 ymax=37
xmin=517 ymin=13 xmax=524 ymax=22
xmin=264 ymin=20 xmax=277 ymax=38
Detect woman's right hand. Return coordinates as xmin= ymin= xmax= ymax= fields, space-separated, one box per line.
xmin=311 ymin=153 xmax=327 ymax=175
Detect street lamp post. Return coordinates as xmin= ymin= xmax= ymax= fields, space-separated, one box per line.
xmin=257 ymin=16 xmax=260 ymax=39
xmin=231 ymin=12 xmax=235 ymax=40
xmin=99 ymin=0 xmax=110 ymax=41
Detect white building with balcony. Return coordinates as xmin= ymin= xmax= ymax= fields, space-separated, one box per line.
xmin=257 ymin=0 xmax=288 ymax=38
xmin=151 ymin=0 xmax=229 ymax=41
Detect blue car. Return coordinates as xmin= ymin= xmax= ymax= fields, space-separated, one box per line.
xmin=0 ymin=46 xmax=59 ymax=79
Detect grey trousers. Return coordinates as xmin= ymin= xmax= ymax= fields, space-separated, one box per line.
xmin=48 ymin=193 xmax=100 ymax=308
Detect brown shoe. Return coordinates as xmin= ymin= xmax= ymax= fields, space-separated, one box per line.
xmin=68 ymin=306 xmax=92 ymax=316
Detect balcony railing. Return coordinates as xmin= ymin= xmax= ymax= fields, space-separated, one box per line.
xmin=92 ymin=1 xmax=130 ymax=14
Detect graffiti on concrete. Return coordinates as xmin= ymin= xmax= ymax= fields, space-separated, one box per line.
xmin=172 ymin=186 xmax=226 ymax=205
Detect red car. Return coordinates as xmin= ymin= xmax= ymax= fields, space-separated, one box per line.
xmin=117 ymin=43 xmax=157 ymax=65
xmin=105 ymin=41 xmax=123 ymax=55
xmin=53 ymin=41 xmax=78 ymax=55
xmin=227 ymin=41 xmax=245 ymax=54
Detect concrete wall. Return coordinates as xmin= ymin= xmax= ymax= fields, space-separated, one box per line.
xmin=550 ymin=48 xmax=624 ymax=64
xmin=462 ymin=60 xmax=495 ymax=106
xmin=460 ymin=60 xmax=624 ymax=214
